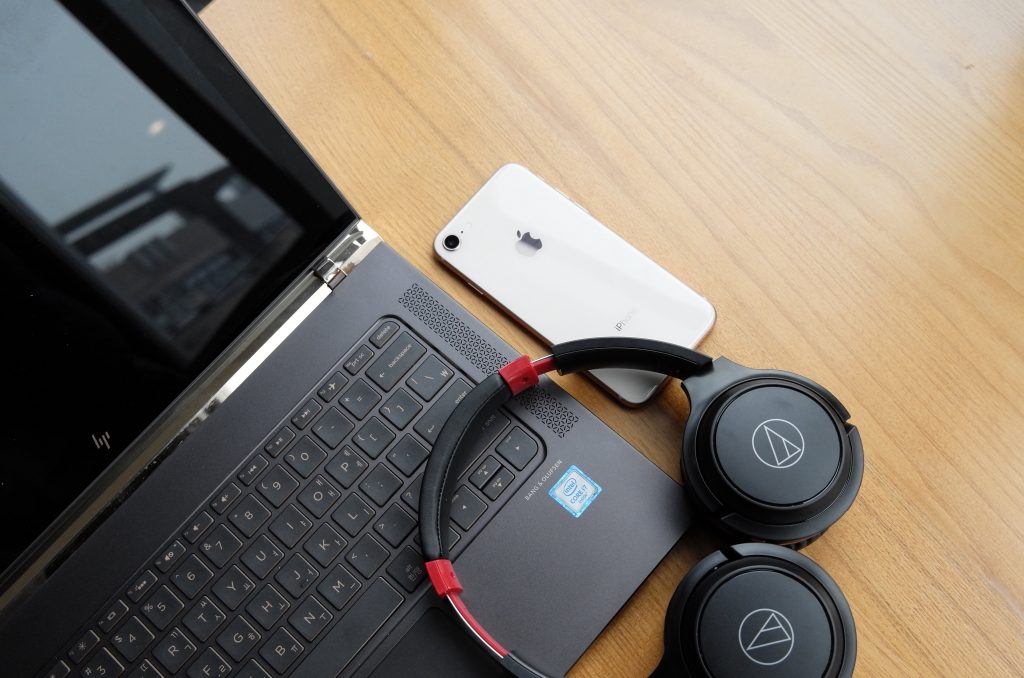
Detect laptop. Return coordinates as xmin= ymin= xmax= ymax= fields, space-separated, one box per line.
xmin=0 ymin=2 xmax=688 ymax=676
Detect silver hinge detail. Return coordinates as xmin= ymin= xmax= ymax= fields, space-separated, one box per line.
xmin=314 ymin=220 xmax=382 ymax=288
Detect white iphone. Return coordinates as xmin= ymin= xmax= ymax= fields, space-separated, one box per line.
xmin=435 ymin=164 xmax=716 ymax=406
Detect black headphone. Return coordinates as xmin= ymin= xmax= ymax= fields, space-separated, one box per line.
xmin=418 ymin=337 xmax=863 ymax=677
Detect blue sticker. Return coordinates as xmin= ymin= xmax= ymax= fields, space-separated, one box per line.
xmin=549 ymin=465 xmax=601 ymax=518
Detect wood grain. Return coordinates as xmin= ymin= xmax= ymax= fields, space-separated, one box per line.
xmin=202 ymin=1 xmax=1024 ymax=674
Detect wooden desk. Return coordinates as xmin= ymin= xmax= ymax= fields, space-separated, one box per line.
xmin=202 ymin=2 xmax=1024 ymax=675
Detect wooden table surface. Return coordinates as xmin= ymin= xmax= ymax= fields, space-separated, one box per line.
xmin=202 ymin=2 xmax=1024 ymax=675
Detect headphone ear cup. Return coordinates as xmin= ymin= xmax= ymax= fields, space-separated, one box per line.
xmin=680 ymin=361 xmax=864 ymax=546
xmin=656 ymin=544 xmax=856 ymax=678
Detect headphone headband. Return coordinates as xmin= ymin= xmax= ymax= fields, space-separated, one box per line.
xmin=420 ymin=338 xmax=713 ymax=561
xmin=417 ymin=338 xmax=716 ymax=673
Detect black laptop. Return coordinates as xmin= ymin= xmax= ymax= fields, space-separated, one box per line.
xmin=0 ymin=2 xmax=688 ymax=676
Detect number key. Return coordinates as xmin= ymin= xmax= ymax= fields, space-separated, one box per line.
xmin=229 ymin=495 xmax=271 ymax=538
xmin=172 ymin=554 xmax=213 ymax=600
xmin=198 ymin=524 xmax=243 ymax=569
xmin=257 ymin=464 xmax=299 ymax=507
xmin=111 ymin=615 xmax=154 ymax=662
xmin=141 ymin=586 xmax=184 ymax=631
xmin=285 ymin=436 xmax=327 ymax=477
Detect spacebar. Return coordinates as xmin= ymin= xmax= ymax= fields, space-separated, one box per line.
xmin=292 ymin=578 xmax=404 ymax=677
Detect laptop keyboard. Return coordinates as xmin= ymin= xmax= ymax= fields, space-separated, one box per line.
xmin=44 ymin=318 xmax=541 ymax=678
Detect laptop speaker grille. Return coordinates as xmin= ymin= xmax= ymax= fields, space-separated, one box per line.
xmin=398 ymin=283 xmax=577 ymax=437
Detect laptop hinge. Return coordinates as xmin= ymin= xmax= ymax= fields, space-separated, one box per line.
xmin=315 ymin=219 xmax=381 ymax=288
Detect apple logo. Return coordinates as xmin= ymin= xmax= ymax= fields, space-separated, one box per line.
xmin=515 ymin=230 xmax=543 ymax=256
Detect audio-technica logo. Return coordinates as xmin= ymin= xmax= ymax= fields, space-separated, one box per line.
xmin=751 ymin=419 xmax=805 ymax=469
xmin=738 ymin=608 xmax=795 ymax=665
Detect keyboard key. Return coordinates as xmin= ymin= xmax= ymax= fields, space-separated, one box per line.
xmin=260 ymin=627 xmax=304 ymax=673
xmin=387 ymin=546 xmax=426 ymax=593
xmin=374 ymin=504 xmax=416 ymax=547
xmin=291 ymin=398 xmax=322 ymax=430
xmin=198 ymin=524 xmax=243 ymax=569
xmin=126 ymin=659 xmax=162 ymax=677
xmin=401 ymin=475 xmax=422 ymax=511
xmin=317 ymin=372 xmax=349 ymax=402
xmin=484 ymin=466 xmax=515 ymax=500
xmin=237 ymin=454 xmax=269 ymax=486
xmin=387 ymin=435 xmax=429 ymax=476
xmin=369 ymin=320 xmax=400 ymax=348
xmin=345 ymin=534 xmax=389 ymax=578
xmin=299 ymin=475 xmax=342 ymax=518
xmin=451 ymin=485 xmax=487 ymax=531
xmin=353 ymin=417 xmax=395 ymax=459
xmin=406 ymin=356 xmax=454 ymax=401
xmin=154 ymin=540 xmax=186 ymax=573
xmin=304 ymin=523 xmax=347 ymax=567
xmin=316 ymin=565 xmax=360 ymax=610
xmin=183 ymin=511 xmax=214 ymax=543
xmin=98 ymin=599 xmax=129 ymax=633
xmin=257 ymin=464 xmax=299 ymax=508
xmin=229 ymin=495 xmax=271 ymax=538
xmin=474 ymin=410 xmax=511 ymax=450
xmin=270 ymin=504 xmax=313 ymax=548
xmin=111 ymin=615 xmax=153 ymax=662
xmin=247 ymin=584 xmax=290 ymax=630
xmin=217 ymin=616 xmax=261 ymax=662
xmin=311 ymin=407 xmax=354 ymax=449
xmin=276 ymin=553 xmax=319 ymax=598
xmin=340 ymin=379 xmax=380 ymax=420
xmin=241 ymin=535 xmax=285 ymax=580
xmin=127 ymin=570 xmax=158 ymax=603
xmin=367 ymin=332 xmax=425 ymax=391
xmin=296 ymin=579 xmax=402 ymax=676
xmin=43 ymin=660 xmax=70 ymax=678
xmin=81 ymin=647 xmax=123 ymax=677
xmin=360 ymin=465 xmax=402 ymax=506
xmin=285 ymin=436 xmax=328 ymax=477
xmin=213 ymin=565 xmax=255 ymax=610
xmin=172 ymin=554 xmax=213 ymax=600
xmin=332 ymin=493 xmax=375 ymax=537
xmin=237 ymin=660 xmax=272 ymax=678
xmin=264 ymin=426 xmax=295 ymax=458
xmin=324 ymin=446 xmax=368 ymax=488
xmin=470 ymin=455 xmax=503 ymax=490
xmin=68 ymin=628 xmax=99 ymax=663
xmin=183 ymin=596 xmax=226 ymax=642
xmin=289 ymin=596 xmax=333 ymax=642
xmin=210 ymin=483 xmax=242 ymax=514
xmin=153 ymin=627 xmax=196 ymax=673
xmin=379 ymin=388 xmax=422 ymax=430
xmin=344 ymin=344 xmax=374 ymax=374
xmin=141 ymin=586 xmax=184 ymax=631
xmin=497 ymin=426 xmax=539 ymax=470
xmin=187 ymin=647 xmax=231 ymax=678
xmin=414 ymin=379 xmax=471 ymax=444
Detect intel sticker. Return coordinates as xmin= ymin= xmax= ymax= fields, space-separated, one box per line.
xmin=548 ymin=465 xmax=601 ymax=518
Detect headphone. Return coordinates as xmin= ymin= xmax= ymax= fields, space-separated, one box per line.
xmin=418 ymin=337 xmax=863 ymax=677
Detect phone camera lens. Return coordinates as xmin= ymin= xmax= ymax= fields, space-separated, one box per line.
xmin=443 ymin=234 xmax=461 ymax=251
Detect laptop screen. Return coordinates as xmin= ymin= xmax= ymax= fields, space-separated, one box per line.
xmin=0 ymin=1 xmax=353 ymax=578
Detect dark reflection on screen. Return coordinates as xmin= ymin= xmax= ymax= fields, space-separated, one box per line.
xmin=0 ymin=0 xmax=309 ymax=574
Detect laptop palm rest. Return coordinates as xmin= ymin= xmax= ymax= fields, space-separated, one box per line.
xmin=371 ymin=608 xmax=502 ymax=677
